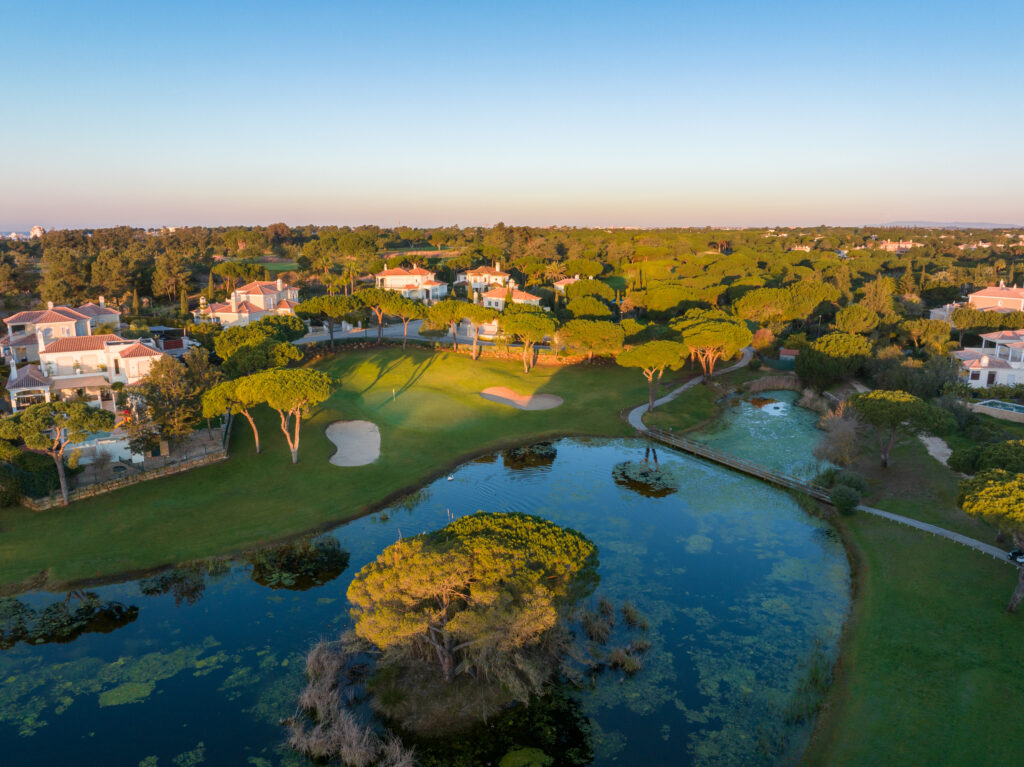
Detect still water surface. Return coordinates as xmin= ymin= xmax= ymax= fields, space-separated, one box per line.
xmin=0 ymin=391 xmax=848 ymax=766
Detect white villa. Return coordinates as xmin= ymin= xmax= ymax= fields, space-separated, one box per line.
xmin=7 ymin=335 xmax=166 ymax=412
xmin=455 ymin=264 xmax=511 ymax=293
xmin=953 ymin=329 xmax=1024 ymax=388
xmin=480 ymin=284 xmax=543 ymax=312
xmin=553 ymin=277 xmax=579 ymax=292
xmin=374 ymin=266 xmax=448 ymax=302
xmin=931 ymin=282 xmax=1024 ymax=323
xmin=1 ymin=298 xmax=121 ymax=363
xmin=194 ymin=278 xmax=300 ymax=327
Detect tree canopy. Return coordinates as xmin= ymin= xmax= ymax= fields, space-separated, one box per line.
xmin=959 ymin=472 xmax=1024 ymax=611
xmin=500 ymin=310 xmax=556 ymax=373
xmin=0 ymin=401 xmax=115 ymax=505
xmin=347 ymin=512 xmax=597 ymax=690
xmin=616 ymin=340 xmax=687 ymax=411
xmin=850 ymin=389 xmax=950 ymax=468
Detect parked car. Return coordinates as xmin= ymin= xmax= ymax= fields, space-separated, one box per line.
xmin=1008 ymin=549 xmax=1024 ymax=565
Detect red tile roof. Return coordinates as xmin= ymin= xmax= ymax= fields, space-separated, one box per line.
xmin=482 ymin=287 xmax=541 ymax=302
xmin=6 ymin=364 xmax=52 ymax=390
xmin=119 ymin=341 xmax=164 ymax=358
xmin=41 ymin=334 xmax=126 ymax=354
xmin=276 ymin=299 xmax=298 ymax=310
xmin=76 ymin=302 xmax=120 ymax=318
xmin=236 ymin=280 xmax=290 ymax=295
xmin=466 ymin=266 xmax=510 ymax=277
xmin=6 ymin=307 xmax=88 ymax=325
xmin=377 ymin=267 xmax=434 ymax=277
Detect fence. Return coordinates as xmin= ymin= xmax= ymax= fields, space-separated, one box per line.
xmin=645 ymin=426 xmax=832 ymax=502
xmin=22 ymin=449 xmax=228 ymax=510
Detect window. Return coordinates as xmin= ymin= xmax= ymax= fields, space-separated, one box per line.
xmin=970 ymin=371 xmax=980 ymax=381
xmin=113 ymin=358 xmax=120 ymax=375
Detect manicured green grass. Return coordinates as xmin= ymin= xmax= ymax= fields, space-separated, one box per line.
xmin=642 ymin=384 xmax=718 ymax=432
xmin=803 ymin=513 xmax=1023 ymax=766
xmin=0 ymin=348 xmax=648 ymax=590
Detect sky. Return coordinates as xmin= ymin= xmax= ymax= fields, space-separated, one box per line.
xmin=2 ymin=0 xmax=1023 ymax=230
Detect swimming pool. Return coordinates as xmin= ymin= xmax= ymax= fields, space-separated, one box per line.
xmin=977 ymin=399 xmax=1024 ymax=413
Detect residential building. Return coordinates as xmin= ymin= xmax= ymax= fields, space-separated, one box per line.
xmin=930 ymin=281 xmax=1024 ymax=322
xmin=7 ymin=335 xmax=166 ymax=412
xmin=194 ymin=278 xmax=299 ymax=327
xmin=953 ymin=329 xmax=1024 ymax=387
xmin=455 ymin=264 xmax=511 ymax=292
xmin=1 ymin=298 xmax=122 ymax=363
xmin=480 ymin=284 xmax=543 ymax=312
xmin=877 ymin=239 xmax=923 ymax=254
xmin=553 ymin=277 xmax=578 ymax=292
xmin=374 ymin=266 xmax=448 ymax=302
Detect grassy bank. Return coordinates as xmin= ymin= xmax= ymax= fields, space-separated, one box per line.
xmin=0 ymin=348 xmax=648 ymax=590
xmin=805 ymin=428 xmax=1021 ymax=765
xmin=803 ymin=513 xmax=1022 ymax=766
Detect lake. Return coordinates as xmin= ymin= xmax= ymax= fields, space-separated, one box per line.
xmin=0 ymin=390 xmax=849 ymax=766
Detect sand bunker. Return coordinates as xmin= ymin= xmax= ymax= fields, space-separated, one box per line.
xmin=326 ymin=420 xmax=380 ymax=466
xmin=480 ymin=386 xmax=564 ymax=411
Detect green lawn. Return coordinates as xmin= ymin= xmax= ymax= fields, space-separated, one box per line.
xmin=803 ymin=513 xmax=1023 ymax=766
xmin=804 ymin=429 xmax=1020 ymax=765
xmin=0 ymin=348 xmax=648 ymax=591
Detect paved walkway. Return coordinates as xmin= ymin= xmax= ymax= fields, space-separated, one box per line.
xmin=629 ymin=352 xmax=1013 ymax=566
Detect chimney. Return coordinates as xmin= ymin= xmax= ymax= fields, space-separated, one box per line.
xmin=981 ymin=355 xmax=990 ymax=366
xmin=1001 ymin=279 xmax=1006 ymax=288
xmin=276 ymin=277 xmax=283 ymax=291
xmin=8 ymin=356 xmax=16 ymax=378
xmin=99 ymin=295 xmax=105 ymax=307
xmin=230 ymin=292 xmax=238 ymax=312
xmin=46 ymin=301 xmax=53 ymax=310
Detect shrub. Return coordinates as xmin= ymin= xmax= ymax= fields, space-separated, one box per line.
xmin=830 ymin=484 xmax=861 ymax=515
xmin=833 ymin=469 xmax=867 ymax=494
xmin=948 ymin=440 xmax=1024 ymax=476
xmin=748 ymin=357 xmax=762 ymax=371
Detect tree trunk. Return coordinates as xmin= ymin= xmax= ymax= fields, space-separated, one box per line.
xmin=880 ymin=426 xmax=896 ymax=468
xmin=402 ymin=318 xmax=410 ymax=350
xmin=471 ymin=326 xmax=479 ymax=360
xmin=327 ymin=317 xmax=335 ymax=350
xmin=53 ymin=452 xmax=69 ymax=507
xmin=646 ymin=370 xmax=655 ymax=412
xmin=450 ymin=321 xmax=459 ymax=351
xmin=522 ymin=343 xmax=530 ymax=373
xmin=376 ymin=310 xmax=383 ymax=343
xmin=1008 ymin=567 xmax=1024 ymax=613
xmin=291 ymin=411 xmax=302 ymax=464
xmin=242 ymin=409 xmax=260 ymax=453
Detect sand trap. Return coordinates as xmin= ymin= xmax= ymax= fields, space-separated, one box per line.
xmin=326 ymin=420 xmax=380 ymax=466
xmin=480 ymin=386 xmax=564 ymax=411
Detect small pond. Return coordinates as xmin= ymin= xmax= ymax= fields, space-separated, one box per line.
xmin=0 ymin=391 xmax=849 ymax=766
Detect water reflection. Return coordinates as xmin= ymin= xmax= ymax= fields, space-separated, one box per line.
xmin=503 ymin=441 xmax=557 ymax=470
xmin=0 ymin=592 xmax=138 ymax=649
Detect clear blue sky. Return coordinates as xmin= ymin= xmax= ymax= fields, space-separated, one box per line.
xmin=3 ymin=0 xmax=1022 ymax=230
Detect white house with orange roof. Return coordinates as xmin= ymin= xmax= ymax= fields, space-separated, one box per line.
xmin=7 ymin=334 xmax=166 ymax=412
xmin=553 ymin=277 xmax=579 ymax=293
xmin=455 ymin=264 xmax=511 ymax=293
xmin=194 ymin=278 xmax=300 ymax=327
xmin=374 ymin=266 xmax=448 ymax=302
xmin=953 ymin=328 xmax=1024 ymax=388
xmin=930 ymin=281 xmax=1024 ymax=323
xmin=1 ymin=298 xmax=122 ymax=363
xmin=480 ymin=283 xmax=543 ymax=312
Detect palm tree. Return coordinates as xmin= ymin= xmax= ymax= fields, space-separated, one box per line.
xmin=545 ymin=262 xmax=567 ymax=283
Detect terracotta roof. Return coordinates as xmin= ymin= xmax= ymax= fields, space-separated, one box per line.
xmin=970 ymin=286 xmax=1024 ymax=300
xmin=979 ymin=330 xmax=1024 ymax=341
xmin=421 ymin=280 xmax=446 ymax=287
xmin=119 ymin=341 xmax=164 ymax=358
xmin=554 ymin=277 xmax=578 ymax=287
xmin=41 ymin=334 xmax=126 ymax=354
xmin=6 ymin=364 xmax=51 ymax=390
xmin=481 ymin=287 xmax=542 ymax=302
xmin=275 ymin=299 xmax=298 ymax=310
xmin=236 ymin=300 xmax=263 ymax=313
xmin=377 ymin=267 xmax=434 ymax=277
xmin=53 ymin=373 xmax=110 ymax=388
xmin=963 ymin=357 xmax=1012 ymax=370
xmin=6 ymin=307 xmax=88 ymax=325
xmin=466 ymin=266 xmax=509 ymax=277
xmin=236 ymin=280 xmax=289 ymax=295
xmin=76 ymin=302 xmax=120 ymax=318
